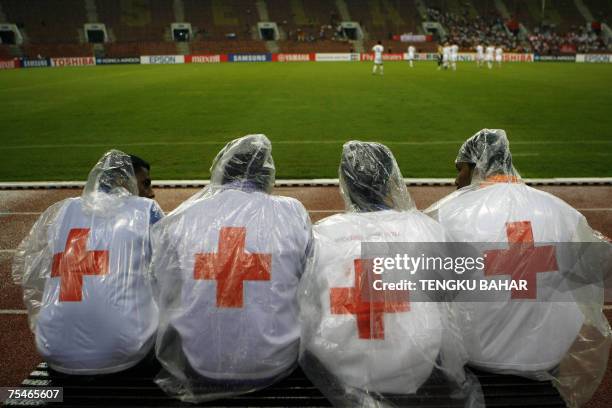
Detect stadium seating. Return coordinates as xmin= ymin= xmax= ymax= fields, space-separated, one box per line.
xmin=2 ymin=0 xmax=85 ymax=43
xmin=0 ymin=44 xmax=12 ymax=59
xmin=184 ymin=0 xmax=256 ymax=40
xmin=267 ymin=0 xmax=336 ymax=34
xmin=269 ymin=0 xmax=345 ymax=45
xmin=103 ymin=41 xmax=140 ymax=58
xmin=23 ymin=43 xmax=93 ymax=58
xmin=0 ymin=0 xmax=609 ymax=56
xmin=504 ymin=0 xmax=540 ymax=32
xmin=96 ymin=0 xmax=174 ymax=42
xmin=505 ymin=0 xmax=585 ymax=33
xmin=585 ymin=0 xmax=611 ymax=23
xmin=267 ymin=0 xmax=297 ymax=28
xmin=345 ymin=0 xmax=417 ymax=40
xmin=551 ymin=0 xmax=587 ymax=32
xmin=191 ymin=39 xmax=267 ymax=54
xmin=183 ymin=0 xmax=217 ymax=39
xmin=105 ymin=41 xmax=178 ymax=57
xmin=471 ymin=0 xmax=504 ymax=19
xmin=277 ymin=40 xmax=352 ymax=53
xmin=394 ymin=0 xmax=424 ymax=34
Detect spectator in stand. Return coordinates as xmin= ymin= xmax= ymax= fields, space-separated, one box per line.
xmin=335 ymin=24 xmax=344 ymax=40
xmin=528 ymin=24 xmax=609 ymax=55
xmin=426 ymin=7 xmax=524 ymax=52
xmin=507 ymin=19 xmax=520 ymax=35
xmin=591 ymin=21 xmax=601 ymax=34
xmin=330 ymin=10 xmax=339 ymax=26
xmin=426 ymin=6 xmax=610 ymax=55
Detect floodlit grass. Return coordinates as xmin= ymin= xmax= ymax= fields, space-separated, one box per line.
xmin=0 ymin=61 xmax=611 ymax=180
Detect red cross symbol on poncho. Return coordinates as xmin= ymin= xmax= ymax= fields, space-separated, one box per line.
xmin=484 ymin=221 xmax=558 ymax=299
xmin=194 ymin=227 xmax=272 ymax=308
xmin=51 ymin=228 xmax=109 ymax=302
xmin=330 ymin=259 xmax=410 ymax=340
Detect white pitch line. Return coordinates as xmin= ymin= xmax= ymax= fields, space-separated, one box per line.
xmin=1 ymin=177 xmax=611 ymax=189
xmin=0 ymin=140 xmax=611 ymax=150
xmin=0 ymin=309 xmax=27 ymax=315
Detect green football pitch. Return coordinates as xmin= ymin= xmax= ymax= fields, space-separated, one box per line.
xmin=0 ymin=61 xmax=611 ymax=181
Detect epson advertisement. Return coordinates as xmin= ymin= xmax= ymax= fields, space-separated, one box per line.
xmin=140 ymin=55 xmax=185 ymax=65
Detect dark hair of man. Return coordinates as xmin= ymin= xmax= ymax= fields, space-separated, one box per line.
xmin=129 ymin=154 xmax=151 ymax=173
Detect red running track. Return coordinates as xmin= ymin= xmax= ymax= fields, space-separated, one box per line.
xmin=0 ymin=186 xmax=610 ymax=406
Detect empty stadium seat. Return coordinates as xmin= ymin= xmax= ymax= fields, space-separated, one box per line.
xmin=277 ymin=40 xmax=352 ymax=53
xmin=190 ymin=39 xmax=267 ymax=54
xmin=23 ymin=43 xmax=93 ymax=58
xmin=0 ymin=44 xmax=12 ymax=59
xmin=96 ymin=0 xmax=174 ymax=42
xmin=2 ymin=0 xmax=85 ymax=43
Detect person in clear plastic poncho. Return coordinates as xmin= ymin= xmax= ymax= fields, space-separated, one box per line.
xmin=151 ymin=134 xmax=312 ymax=403
xmin=12 ymin=150 xmax=164 ymax=375
xmin=426 ymin=129 xmax=612 ymax=407
xmin=298 ymin=141 xmax=484 ymax=407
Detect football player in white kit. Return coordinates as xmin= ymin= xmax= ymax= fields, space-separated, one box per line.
xmin=485 ymin=45 xmax=495 ymax=69
xmin=450 ymin=43 xmax=459 ymax=70
xmin=151 ymin=135 xmax=312 ymax=402
xmin=442 ymin=43 xmax=451 ymax=70
xmin=407 ymin=45 xmax=416 ymax=68
xmin=427 ymin=129 xmax=611 ymax=406
xmin=13 ymin=150 xmax=164 ymax=374
xmin=372 ymin=40 xmax=384 ymax=75
xmin=299 ymin=141 xmax=481 ymax=406
xmin=495 ymin=46 xmax=503 ymax=67
xmin=475 ymin=44 xmax=484 ymax=67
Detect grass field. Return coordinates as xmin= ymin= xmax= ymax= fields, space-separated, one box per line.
xmin=0 ymin=61 xmax=611 ymax=181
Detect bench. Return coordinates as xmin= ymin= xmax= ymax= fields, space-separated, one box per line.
xmin=3 ymin=360 xmax=566 ymax=407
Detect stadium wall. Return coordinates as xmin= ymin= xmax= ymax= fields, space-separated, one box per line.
xmin=2 ymin=53 xmax=612 ymax=70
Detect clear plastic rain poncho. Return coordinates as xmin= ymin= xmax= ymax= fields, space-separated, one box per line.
xmin=298 ymin=141 xmax=484 ymax=407
xmin=151 ymin=135 xmax=312 ymax=403
xmin=426 ymin=129 xmax=612 ymax=407
xmin=12 ymin=150 xmax=163 ymax=374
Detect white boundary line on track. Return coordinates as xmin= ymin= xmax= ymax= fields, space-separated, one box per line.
xmin=0 ymin=310 xmax=27 ymax=315
xmin=2 ymin=208 xmax=610 ymax=217
xmin=2 ymin=307 xmax=611 ymax=315
xmin=1 ymin=178 xmax=611 ymax=189
xmin=0 ymin=212 xmax=43 ymax=216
